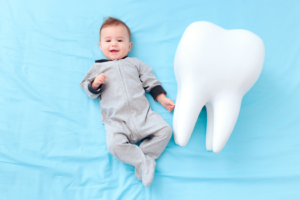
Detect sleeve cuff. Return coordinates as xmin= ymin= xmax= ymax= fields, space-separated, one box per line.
xmin=150 ymin=85 xmax=167 ymax=101
xmin=88 ymin=80 xmax=103 ymax=94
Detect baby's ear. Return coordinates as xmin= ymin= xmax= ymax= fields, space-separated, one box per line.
xmin=128 ymin=42 xmax=133 ymax=52
xmin=98 ymin=42 xmax=102 ymax=51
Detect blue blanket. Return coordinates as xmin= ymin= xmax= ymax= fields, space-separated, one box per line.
xmin=1 ymin=0 xmax=300 ymax=199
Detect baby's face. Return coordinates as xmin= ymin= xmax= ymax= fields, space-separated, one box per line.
xmin=99 ymin=25 xmax=132 ymax=60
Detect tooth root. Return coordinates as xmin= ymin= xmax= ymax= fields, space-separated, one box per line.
xmin=210 ymin=95 xmax=242 ymax=153
xmin=205 ymin=103 xmax=214 ymax=151
xmin=172 ymin=91 xmax=180 ymax=141
xmin=173 ymin=89 xmax=206 ymax=147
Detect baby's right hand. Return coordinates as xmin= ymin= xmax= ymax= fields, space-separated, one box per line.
xmin=92 ymin=73 xmax=107 ymax=89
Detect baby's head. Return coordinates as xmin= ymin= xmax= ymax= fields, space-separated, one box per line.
xmin=98 ymin=17 xmax=133 ymax=60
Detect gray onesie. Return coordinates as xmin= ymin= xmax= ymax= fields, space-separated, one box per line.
xmin=80 ymin=56 xmax=172 ymax=186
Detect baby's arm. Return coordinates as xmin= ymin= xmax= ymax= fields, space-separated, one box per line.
xmin=156 ymin=93 xmax=175 ymax=112
xmin=91 ymin=73 xmax=106 ymax=89
xmin=136 ymin=58 xmax=175 ymax=112
xmin=79 ymin=65 xmax=105 ymax=99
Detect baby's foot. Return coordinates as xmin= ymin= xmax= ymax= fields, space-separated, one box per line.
xmin=135 ymin=167 xmax=142 ymax=181
xmin=142 ymin=156 xmax=156 ymax=187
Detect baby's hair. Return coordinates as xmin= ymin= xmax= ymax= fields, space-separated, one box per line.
xmin=99 ymin=17 xmax=131 ymax=41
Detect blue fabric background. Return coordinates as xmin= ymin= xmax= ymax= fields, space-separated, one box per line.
xmin=1 ymin=0 xmax=300 ymax=199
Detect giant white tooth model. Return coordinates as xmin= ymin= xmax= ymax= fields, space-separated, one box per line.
xmin=173 ymin=21 xmax=265 ymax=153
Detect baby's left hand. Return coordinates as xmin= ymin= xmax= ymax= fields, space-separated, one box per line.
xmin=156 ymin=94 xmax=175 ymax=112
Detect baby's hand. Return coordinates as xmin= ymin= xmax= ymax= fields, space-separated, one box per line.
xmin=92 ymin=73 xmax=107 ymax=90
xmin=156 ymin=94 xmax=175 ymax=112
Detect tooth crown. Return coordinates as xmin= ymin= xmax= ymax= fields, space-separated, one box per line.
xmin=173 ymin=21 xmax=265 ymax=153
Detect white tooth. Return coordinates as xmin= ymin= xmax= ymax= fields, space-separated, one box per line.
xmin=173 ymin=21 xmax=265 ymax=153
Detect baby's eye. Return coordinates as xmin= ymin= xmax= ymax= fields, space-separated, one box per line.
xmin=118 ymin=40 xmax=123 ymax=42
xmin=106 ymin=40 xmax=111 ymax=42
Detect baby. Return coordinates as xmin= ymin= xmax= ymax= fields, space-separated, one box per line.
xmin=80 ymin=17 xmax=175 ymax=187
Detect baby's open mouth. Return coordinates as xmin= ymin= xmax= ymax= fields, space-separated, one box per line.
xmin=110 ymin=50 xmax=119 ymax=53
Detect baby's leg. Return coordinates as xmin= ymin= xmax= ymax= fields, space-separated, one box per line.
xmin=139 ymin=125 xmax=172 ymax=159
xmin=106 ymin=127 xmax=155 ymax=187
xmin=134 ymin=125 xmax=172 ymax=185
